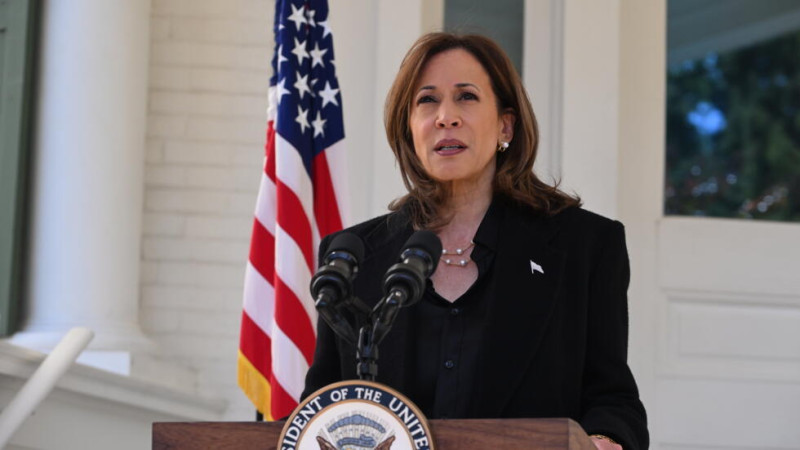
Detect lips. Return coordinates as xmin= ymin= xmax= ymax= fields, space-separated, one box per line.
xmin=434 ymin=139 xmax=467 ymax=155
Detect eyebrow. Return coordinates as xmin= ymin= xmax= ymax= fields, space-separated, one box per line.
xmin=417 ymin=82 xmax=480 ymax=92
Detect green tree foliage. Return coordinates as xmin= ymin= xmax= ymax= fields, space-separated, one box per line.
xmin=666 ymin=30 xmax=800 ymax=221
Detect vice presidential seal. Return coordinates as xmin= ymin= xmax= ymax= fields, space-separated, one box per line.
xmin=278 ymin=380 xmax=434 ymax=450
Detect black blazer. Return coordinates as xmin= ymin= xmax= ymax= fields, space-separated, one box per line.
xmin=303 ymin=199 xmax=648 ymax=449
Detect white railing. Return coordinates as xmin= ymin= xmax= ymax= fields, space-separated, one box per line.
xmin=0 ymin=327 xmax=94 ymax=448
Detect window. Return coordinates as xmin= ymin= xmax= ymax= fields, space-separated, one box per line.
xmin=666 ymin=0 xmax=800 ymax=221
xmin=444 ymin=0 xmax=524 ymax=74
xmin=0 ymin=0 xmax=38 ymax=335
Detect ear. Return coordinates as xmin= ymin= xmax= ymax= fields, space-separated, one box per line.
xmin=499 ymin=109 xmax=516 ymax=142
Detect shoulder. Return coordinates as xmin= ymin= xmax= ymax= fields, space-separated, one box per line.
xmin=499 ymin=203 xmax=631 ymax=285
xmin=547 ymin=207 xmax=628 ymax=266
xmin=507 ymin=198 xmax=623 ymax=234
xmin=504 ymin=201 xmax=625 ymax=251
xmin=550 ymin=206 xmax=624 ymax=237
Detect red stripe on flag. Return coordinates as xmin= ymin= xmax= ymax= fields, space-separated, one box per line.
xmin=273 ymin=277 xmax=316 ymax=364
xmin=249 ymin=219 xmax=275 ymax=282
xmin=275 ymin=181 xmax=315 ymax=273
xmin=240 ymin=311 xmax=298 ymax=420
xmin=239 ymin=312 xmax=272 ymax=376
xmin=312 ymin=150 xmax=343 ymax=239
xmin=268 ymin=372 xmax=298 ymax=419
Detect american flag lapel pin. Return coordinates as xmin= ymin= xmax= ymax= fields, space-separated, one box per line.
xmin=530 ymin=260 xmax=544 ymax=275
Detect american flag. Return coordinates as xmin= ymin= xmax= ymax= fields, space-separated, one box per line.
xmin=238 ymin=0 xmax=348 ymax=420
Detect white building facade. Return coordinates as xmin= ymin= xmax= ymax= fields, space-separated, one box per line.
xmin=2 ymin=1 xmax=799 ymax=449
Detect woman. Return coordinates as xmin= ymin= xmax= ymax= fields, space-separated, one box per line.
xmin=303 ymin=33 xmax=648 ymax=450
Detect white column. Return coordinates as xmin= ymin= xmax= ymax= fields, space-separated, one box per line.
xmin=14 ymin=0 xmax=152 ymax=372
xmin=524 ymin=0 xmax=565 ymax=184
xmin=559 ymin=0 xmax=622 ymax=219
xmin=367 ymin=0 xmax=444 ymax=218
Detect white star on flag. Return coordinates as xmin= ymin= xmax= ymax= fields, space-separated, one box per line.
xmin=276 ymin=77 xmax=291 ymax=105
xmin=306 ymin=9 xmax=317 ymax=27
xmin=287 ymin=3 xmax=307 ymax=31
xmin=294 ymin=72 xmax=312 ymax=99
xmin=277 ymin=45 xmax=289 ymax=67
xmin=318 ymin=19 xmax=332 ymax=38
xmin=295 ymin=105 xmax=310 ymax=133
xmin=319 ymin=81 xmax=339 ymax=108
xmin=310 ymin=42 xmax=328 ymax=68
xmin=292 ymin=37 xmax=309 ymax=65
xmin=312 ymin=111 xmax=326 ymax=137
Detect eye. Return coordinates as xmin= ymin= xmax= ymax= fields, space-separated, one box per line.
xmin=459 ymin=92 xmax=478 ymax=101
xmin=416 ymin=95 xmax=437 ymax=104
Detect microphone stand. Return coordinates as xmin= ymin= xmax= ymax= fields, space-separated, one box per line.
xmin=355 ymin=327 xmax=378 ymax=381
xmin=355 ymin=290 xmax=406 ymax=381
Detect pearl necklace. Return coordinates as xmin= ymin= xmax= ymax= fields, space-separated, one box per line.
xmin=441 ymin=241 xmax=475 ymax=267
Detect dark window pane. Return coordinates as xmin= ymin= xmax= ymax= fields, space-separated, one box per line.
xmin=666 ymin=1 xmax=800 ymax=221
xmin=0 ymin=0 xmax=37 ymax=335
xmin=444 ymin=0 xmax=524 ymax=75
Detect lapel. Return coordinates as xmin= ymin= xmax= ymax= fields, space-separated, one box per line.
xmin=472 ymin=204 xmax=566 ymax=416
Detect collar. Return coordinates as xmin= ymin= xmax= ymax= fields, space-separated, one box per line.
xmin=471 ymin=195 xmax=504 ymax=254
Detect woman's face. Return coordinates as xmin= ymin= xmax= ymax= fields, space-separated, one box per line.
xmin=409 ymin=48 xmax=513 ymax=189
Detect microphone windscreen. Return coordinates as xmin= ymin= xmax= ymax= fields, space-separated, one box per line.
xmin=403 ymin=230 xmax=442 ymax=267
xmin=326 ymin=232 xmax=365 ymax=263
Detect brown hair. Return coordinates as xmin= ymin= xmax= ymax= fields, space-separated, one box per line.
xmin=384 ymin=32 xmax=580 ymax=229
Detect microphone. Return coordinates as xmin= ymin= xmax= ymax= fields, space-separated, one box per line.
xmin=310 ymin=232 xmax=365 ymax=344
xmin=381 ymin=230 xmax=442 ymax=306
xmin=371 ymin=231 xmax=441 ymax=344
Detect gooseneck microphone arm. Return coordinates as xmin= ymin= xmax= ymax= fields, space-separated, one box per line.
xmin=370 ymin=290 xmax=406 ymax=346
xmin=314 ymin=287 xmax=358 ymax=345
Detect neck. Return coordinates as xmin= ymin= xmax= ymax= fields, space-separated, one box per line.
xmin=444 ymin=168 xmax=494 ymax=224
xmin=437 ymin=184 xmax=492 ymax=246
xmin=444 ymin=189 xmax=492 ymax=224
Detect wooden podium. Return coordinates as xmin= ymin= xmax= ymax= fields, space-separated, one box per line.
xmin=153 ymin=418 xmax=596 ymax=449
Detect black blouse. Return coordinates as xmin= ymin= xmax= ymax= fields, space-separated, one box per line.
xmin=410 ymin=200 xmax=501 ymax=418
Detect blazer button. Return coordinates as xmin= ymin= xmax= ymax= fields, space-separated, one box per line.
xmin=450 ymin=308 xmax=460 ymax=316
xmin=444 ymin=359 xmax=455 ymax=369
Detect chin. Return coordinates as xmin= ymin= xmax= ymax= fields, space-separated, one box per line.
xmin=426 ymin=165 xmax=467 ymax=181
xmin=428 ymin=171 xmax=463 ymax=183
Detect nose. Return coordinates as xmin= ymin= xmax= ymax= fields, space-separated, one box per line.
xmin=435 ymin=103 xmax=461 ymax=129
